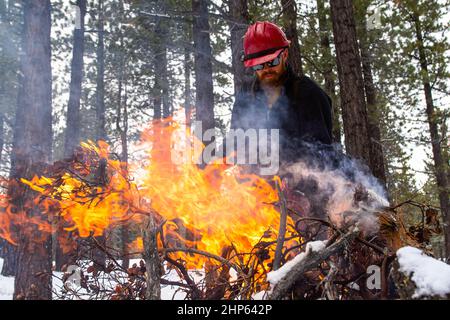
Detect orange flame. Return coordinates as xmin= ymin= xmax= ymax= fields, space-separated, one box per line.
xmin=1 ymin=115 xmax=299 ymax=285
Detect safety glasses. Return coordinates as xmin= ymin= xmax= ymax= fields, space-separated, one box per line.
xmin=251 ymin=50 xmax=284 ymax=71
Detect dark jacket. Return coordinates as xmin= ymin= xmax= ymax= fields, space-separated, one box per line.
xmin=230 ymin=66 xmax=333 ymax=163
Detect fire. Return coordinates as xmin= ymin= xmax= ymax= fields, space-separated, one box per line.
xmin=127 ymin=236 xmax=144 ymax=253
xmin=136 ymin=118 xmax=298 ymax=270
xmin=19 ymin=141 xmax=141 ymax=238
xmin=0 ymin=193 xmax=16 ymax=245
xmin=1 ymin=115 xmax=300 ymax=286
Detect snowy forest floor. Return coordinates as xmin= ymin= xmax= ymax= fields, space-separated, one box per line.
xmin=2 ymin=246 xmax=450 ymax=300
xmin=0 ymin=257 xmax=198 ymax=300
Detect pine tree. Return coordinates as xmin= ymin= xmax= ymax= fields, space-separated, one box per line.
xmin=330 ymin=0 xmax=372 ymax=165
xmin=12 ymin=0 xmax=53 ymax=299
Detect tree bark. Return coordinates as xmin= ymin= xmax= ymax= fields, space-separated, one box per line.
xmin=11 ymin=0 xmax=53 ymax=299
xmin=330 ymin=0 xmax=372 ymax=166
xmin=0 ymin=114 xmax=5 ymax=258
xmin=95 ymin=0 xmax=106 ymax=142
xmin=0 ymin=77 xmax=22 ymax=277
xmin=0 ymin=114 xmax=3 ymax=165
xmin=358 ymin=4 xmax=387 ymax=186
xmin=184 ymin=41 xmax=192 ymax=127
xmin=154 ymin=17 xmax=170 ymax=119
xmin=279 ymin=0 xmax=303 ymax=76
xmin=91 ymin=0 xmax=106 ymax=266
xmin=412 ymin=10 xmax=450 ymax=258
xmin=192 ymin=0 xmax=215 ymax=137
xmin=115 ymin=0 xmax=129 ymax=270
xmin=63 ymin=0 xmax=86 ymax=158
xmin=317 ymin=0 xmax=341 ymax=144
xmin=228 ymin=0 xmax=251 ymax=95
xmin=143 ymin=215 xmax=161 ymax=300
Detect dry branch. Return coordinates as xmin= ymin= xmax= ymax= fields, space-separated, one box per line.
xmin=273 ymin=180 xmax=288 ymax=271
xmin=268 ymin=229 xmax=358 ymax=300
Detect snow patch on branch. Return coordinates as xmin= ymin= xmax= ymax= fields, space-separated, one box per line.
xmin=266 ymin=240 xmax=326 ymax=287
xmin=397 ymin=246 xmax=450 ymax=298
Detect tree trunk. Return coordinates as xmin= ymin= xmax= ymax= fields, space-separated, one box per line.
xmin=184 ymin=42 xmax=192 ymax=127
xmin=0 ymin=0 xmax=5 ymax=19
xmin=0 ymin=0 xmax=23 ymax=275
xmin=228 ymin=0 xmax=251 ymax=95
xmin=55 ymin=0 xmax=86 ymax=272
xmin=143 ymin=215 xmax=161 ymax=300
xmin=0 ymin=114 xmax=3 ymax=165
xmin=412 ymin=10 xmax=450 ymax=258
xmin=358 ymin=4 xmax=387 ymax=186
xmin=154 ymin=17 xmax=170 ymax=119
xmin=192 ymin=0 xmax=215 ymax=138
xmin=12 ymin=0 xmax=53 ymax=299
xmin=63 ymin=0 xmax=86 ymax=158
xmin=317 ymin=0 xmax=341 ymax=144
xmin=330 ymin=0 xmax=372 ymax=165
xmin=279 ymin=0 xmax=303 ymax=76
xmin=0 ymin=76 xmax=23 ymax=277
xmin=118 ymin=98 xmax=129 ymax=269
xmin=95 ymin=0 xmax=106 ymax=142
xmin=0 ymin=114 xmax=5 ymax=257
xmin=92 ymin=0 xmax=106 ymax=266
xmin=116 ymin=7 xmax=129 ymax=267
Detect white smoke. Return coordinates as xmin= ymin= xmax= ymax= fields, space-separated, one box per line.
xmin=279 ymin=145 xmax=389 ymax=235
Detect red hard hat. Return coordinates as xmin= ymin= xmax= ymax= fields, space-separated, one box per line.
xmin=243 ymin=21 xmax=290 ymax=68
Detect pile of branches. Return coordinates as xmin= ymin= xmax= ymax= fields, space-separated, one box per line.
xmin=22 ymin=145 xmax=443 ymax=300
xmin=53 ymin=185 xmax=443 ymax=301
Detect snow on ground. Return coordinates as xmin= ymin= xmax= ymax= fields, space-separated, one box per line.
xmin=252 ymin=290 xmax=268 ymax=300
xmin=397 ymin=246 xmax=450 ymax=298
xmin=0 ymin=258 xmax=14 ymax=300
xmin=0 ymin=257 xmax=204 ymax=300
xmin=266 ymin=240 xmax=326 ymax=288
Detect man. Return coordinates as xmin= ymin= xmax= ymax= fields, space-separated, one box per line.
xmin=228 ymin=21 xmax=335 ymax=239
xmin=230 ymin=21 xmax=333 ymax=165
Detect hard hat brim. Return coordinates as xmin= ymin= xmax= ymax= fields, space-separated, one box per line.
xmin=243 ymin=48 xmax=286 ymax=68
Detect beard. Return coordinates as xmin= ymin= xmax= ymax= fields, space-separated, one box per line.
xmin=257 ymin=68 xmax=285 ymax=87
